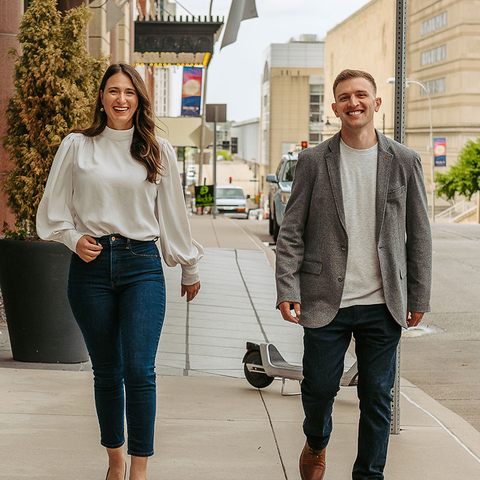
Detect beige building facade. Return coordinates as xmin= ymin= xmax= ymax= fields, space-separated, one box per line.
xmin=260 ymin=36 xmax=325 ymax=190
xmin=324 ymin=0 xmax=480 ymax=217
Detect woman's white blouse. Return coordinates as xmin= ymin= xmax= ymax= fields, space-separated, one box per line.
xmin=36 ymin=126 xmax=203 ymax=285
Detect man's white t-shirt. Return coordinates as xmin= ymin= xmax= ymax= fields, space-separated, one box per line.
xmin=339 ymin=139 xmax=385 ymax=308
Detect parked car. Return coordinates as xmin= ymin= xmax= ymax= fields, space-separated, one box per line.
xmin=266 ymin=153 xmax=298 ymax=241
xmin=215 ymin=185 xmax=248 ymax=218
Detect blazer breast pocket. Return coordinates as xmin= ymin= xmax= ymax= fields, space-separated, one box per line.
xmin=387 ymin=184 xmax=406 ymax=200
xmin=300 ymin=260 xmax=323 ymax=275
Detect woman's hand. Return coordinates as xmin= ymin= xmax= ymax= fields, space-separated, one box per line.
xmin=181 ymin=281 xmax=201 ymax=302
xmin=76 ymin=235 xmax=103 ymax=263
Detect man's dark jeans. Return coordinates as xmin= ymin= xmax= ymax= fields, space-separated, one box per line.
xmin=302 ymin=304 xmax=401 ymax=480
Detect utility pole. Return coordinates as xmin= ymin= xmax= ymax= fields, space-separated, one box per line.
xmin=391 ymin=0 xmax=408 ymax=436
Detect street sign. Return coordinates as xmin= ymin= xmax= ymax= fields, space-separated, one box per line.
xmin=195 ymin=185 xmax=215 ymax=207
xmin=206 ymin=104 xmax=227 ymax=123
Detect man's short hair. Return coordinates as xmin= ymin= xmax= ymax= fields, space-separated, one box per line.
xmin=333 ymin=69 xmax=377 ymax=99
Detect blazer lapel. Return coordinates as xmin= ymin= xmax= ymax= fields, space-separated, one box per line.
xmin=326 ymin=133 xmax=347 ymax=231
xmin=376 ymin=132 xmax=393 ymax=241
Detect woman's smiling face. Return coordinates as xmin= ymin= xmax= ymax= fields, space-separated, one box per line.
xmin=100 ymin=72 xmax=139 ymax=130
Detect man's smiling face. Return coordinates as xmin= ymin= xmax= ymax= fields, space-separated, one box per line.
xmin=331 ymin=77 xmax=381 ymax=132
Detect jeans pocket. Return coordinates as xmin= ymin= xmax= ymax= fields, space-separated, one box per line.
xmin=129 ymin=241 xmax=160 ymax=258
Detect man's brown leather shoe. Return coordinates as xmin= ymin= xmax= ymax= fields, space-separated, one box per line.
xmin=299 ymin=441 xmax=326 ymax=480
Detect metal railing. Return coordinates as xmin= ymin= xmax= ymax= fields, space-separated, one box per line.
xmin=435 ymin=196 xmax=478 ymax=223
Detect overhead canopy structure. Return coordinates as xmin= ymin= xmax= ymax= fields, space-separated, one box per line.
xmin=134 ymin=15 xmax=224 ymax=67
xmin=156 ymin=117 xmax=213 ymax=149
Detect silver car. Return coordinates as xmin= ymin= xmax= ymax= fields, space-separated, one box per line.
xmin=266 ymin=153 xmax=298 ymax=241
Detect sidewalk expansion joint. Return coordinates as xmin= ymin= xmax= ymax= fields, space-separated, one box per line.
xmin=235 ymin=249 xmax=269 ymax=343
xmin=259 ymin=388 xmax=289 ymax=480
xmin=183 ymin=301 xmax=190 ymax=376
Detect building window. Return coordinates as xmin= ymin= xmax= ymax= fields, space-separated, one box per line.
xmin=264 ymin=95 xmax=268 ymax=107
xmin=263 ymin=61 xmax=269 ymax=82
xmin=309 ymin=133 xmax=320 ymax=144
xmin=309 ymin=85 xmax=323 ymax=123
xmin=421 ymin=45 xmax=446 ymax=66
xmin=421 ymin=12 xmax=447 ymax=36
xmin=420 ymin=78 xmax=446 ymax=96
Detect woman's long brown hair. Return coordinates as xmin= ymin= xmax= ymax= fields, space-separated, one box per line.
xmin=74 ymin=63 xmax=164 ymax=183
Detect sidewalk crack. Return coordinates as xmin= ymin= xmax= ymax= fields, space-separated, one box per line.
xmin=183 ymin=301 xmax=190 ymax=376
xmin=235 ymin=249 xmax=269 ymax=343
xmin=259 ymin=389 xmax=289 ymax=479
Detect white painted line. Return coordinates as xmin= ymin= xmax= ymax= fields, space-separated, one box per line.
xmin=229 ymin=219 xmax=263 ymax=250
xmin=401 ymin=391 xmax=480 ymax=464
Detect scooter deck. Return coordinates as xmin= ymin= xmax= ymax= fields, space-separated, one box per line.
xmin=248 ymin=343 xmax=358 ymax=387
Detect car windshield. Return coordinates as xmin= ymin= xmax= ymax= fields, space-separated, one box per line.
xmin=280 ymin=159 xmax=297 ymax=182
xmin=216 ymin=188 xmax=245 ymax=199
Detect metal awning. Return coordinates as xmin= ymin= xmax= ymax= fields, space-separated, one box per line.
xmin=134 ymin=15 xmax=224 ymax=67
xmin=156 ymin=117 xmax=213 ymax=149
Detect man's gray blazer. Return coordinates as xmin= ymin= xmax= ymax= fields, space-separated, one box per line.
xmin=275 ymin=131 xmax=432 ymax=329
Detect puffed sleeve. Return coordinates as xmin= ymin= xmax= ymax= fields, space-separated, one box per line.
xmin=36 ymin=133 xmax=84 ymax=252
xmin=156 ymin=138 xmax=204 ymax=285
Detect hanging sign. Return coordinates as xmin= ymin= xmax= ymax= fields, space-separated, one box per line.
xmin=195 ymin=185 xmax=215 ymax=207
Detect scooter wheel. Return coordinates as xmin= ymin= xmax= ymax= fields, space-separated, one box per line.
xmin=244 ymin=350 xmax=275 ymax=388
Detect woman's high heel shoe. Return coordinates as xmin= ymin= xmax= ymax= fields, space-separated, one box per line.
xmin=105 ymin=462 xmax=127 ymax=480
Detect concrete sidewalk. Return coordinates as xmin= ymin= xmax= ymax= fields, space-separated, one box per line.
xmin=1 ymin=215 xmax=480 ymax=479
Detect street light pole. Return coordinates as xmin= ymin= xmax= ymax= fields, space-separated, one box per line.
xmin=387 ymin=77 xmax=436 ymax=222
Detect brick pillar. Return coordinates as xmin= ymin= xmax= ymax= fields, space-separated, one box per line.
xmin=0 ymin=0 xmax=23 ymax=229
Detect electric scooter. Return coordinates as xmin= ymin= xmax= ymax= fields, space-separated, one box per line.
xmin=243 ymin=342 xmax=358 ymax=395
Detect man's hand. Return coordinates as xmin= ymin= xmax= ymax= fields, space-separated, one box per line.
xmin=181 ymin=281 xmax=201 ymax=302
xmin=76 ymin=235 xmax=103 ymax=263
xmin=279 ymin=301 xmax=301 ymax=324
xmin=406 ymin=311 xmax=424 ymax=328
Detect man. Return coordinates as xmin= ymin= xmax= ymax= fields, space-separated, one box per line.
xmin=275 ymin=69 xmax=432 ymax=480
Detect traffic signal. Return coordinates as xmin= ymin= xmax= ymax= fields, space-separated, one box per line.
xmin=229 ymin=177 xmax=232 ymax=184
xmin=231 ymin=137 xmax=238 ymax=154
xmin=301 ymin=141 xmax=308 ymax=150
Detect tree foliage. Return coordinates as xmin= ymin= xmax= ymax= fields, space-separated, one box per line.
xmin=435 ymin=135 xmax=480 ymax=201
xmin=3 ymin=0 xmax=108 ymax=237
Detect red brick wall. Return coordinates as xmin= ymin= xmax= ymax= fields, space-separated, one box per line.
xmin=0 ymin=0 xmax=22 ymax=230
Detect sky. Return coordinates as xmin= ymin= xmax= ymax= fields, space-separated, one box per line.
xmin=169 ymin=0 xmax=372 ymax=122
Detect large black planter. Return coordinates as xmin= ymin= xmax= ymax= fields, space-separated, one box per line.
xmin=0 ymin=239 xmax=88 ymax=363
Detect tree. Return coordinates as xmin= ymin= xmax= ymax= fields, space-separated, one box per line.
xmin=435 ymin=135 xmax=480 ymax=201
xmin=3 ymin=0 xmax=108 ymax=237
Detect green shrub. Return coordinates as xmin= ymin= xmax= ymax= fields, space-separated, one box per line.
xmin=3 ymin=0 xmax=108 ymax=238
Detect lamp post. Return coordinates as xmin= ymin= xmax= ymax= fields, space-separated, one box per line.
xmin=387 ymin=77 xmax=435 ymax=222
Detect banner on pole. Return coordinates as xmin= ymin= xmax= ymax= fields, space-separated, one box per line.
xmin=181 ymin=67 xmax=203 ymax=117
xmin=434 ymin=137 xmax=446 ymax=166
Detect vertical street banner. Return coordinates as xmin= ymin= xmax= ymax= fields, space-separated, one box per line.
xmin=434 ymin=137 xmax=446 ymax=167
xmin=181 ymin=67 xmax=203 ymax=117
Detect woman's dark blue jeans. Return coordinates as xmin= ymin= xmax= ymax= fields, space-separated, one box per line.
xmin=302 ymin=304 xmax=401 ymax=480
xmin=68 ymin=234 xmax=166 ymax=457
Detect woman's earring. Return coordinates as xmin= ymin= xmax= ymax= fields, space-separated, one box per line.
xmin=100 ymin=107 xmax=104 ymax=112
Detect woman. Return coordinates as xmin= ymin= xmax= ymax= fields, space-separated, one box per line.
xmin=37 ymin=63 xmax=203 ymax=480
